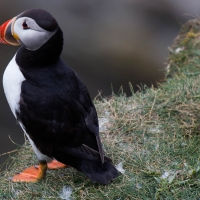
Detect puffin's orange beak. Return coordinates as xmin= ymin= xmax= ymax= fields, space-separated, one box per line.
xmin=0 ymin=17 xmax=20 ymax=46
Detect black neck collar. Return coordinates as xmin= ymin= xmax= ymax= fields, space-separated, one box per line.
xmin=16 ymin=27 xmax=63 ymax=69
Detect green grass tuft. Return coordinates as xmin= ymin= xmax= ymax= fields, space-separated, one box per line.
xmin=1 ymin=19 xmax=200 ymax=199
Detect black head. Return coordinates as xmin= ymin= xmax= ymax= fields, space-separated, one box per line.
xmin=10 ymin=8 xmax=62 ymax=51
xmin=0 ymin=9 xmax=63 ymax=66
xmin=12 ymin=9 xmax=64 ymax=68
xmin=17 ymin=9 xmax=58 ymax=32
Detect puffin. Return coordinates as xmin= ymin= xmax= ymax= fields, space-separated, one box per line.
xmin=0 ymin=9 xmax=119 ymax=184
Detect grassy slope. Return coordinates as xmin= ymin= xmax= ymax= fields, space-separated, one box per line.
xmin=1 ymin=19 xmax=200 ymax=199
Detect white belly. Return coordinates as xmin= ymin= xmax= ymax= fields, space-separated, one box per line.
xmin=3 ymin=54 xmax=25 ymax=118
xmin=3 ymin=56 xmax=52 ymax=162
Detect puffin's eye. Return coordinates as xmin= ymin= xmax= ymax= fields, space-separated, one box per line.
xmin=22 ymin=21 xmax=29 ymax=29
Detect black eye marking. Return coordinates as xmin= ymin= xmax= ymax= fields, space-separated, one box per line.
xmin=22 ymin=21 xmax=29 ymax=29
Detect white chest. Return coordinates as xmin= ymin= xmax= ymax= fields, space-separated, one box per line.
xmin=2 ymin=54 xmax=26 ymax=118
xmin=3 ymin=55 xmax=51 ymax=162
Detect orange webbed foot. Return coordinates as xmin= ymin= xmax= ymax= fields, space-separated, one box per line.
xmin=11 ymin=162 xmax=47 ymax=183
xmin=47 ymin=160 xmax=67 ymax=170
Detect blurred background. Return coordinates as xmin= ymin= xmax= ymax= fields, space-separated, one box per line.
xmin=0 ymin=0 xmax=200 ymax=165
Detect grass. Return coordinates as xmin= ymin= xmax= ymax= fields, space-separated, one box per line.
xmin=1 ymin=19 xmax=200 ymax=199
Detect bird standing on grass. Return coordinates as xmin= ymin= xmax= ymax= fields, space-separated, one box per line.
xmin=0 ymin=8 xmax=118 ymax=184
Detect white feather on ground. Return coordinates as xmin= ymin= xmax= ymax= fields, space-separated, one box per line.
xmin=99 ymin=117 xmax=109 ymax=132
xmin=59 ymin=186 xmax=73 ymax=200
xmin=115 ymin=162 xmax=125 ymax=174
xmin=161 ymin=170 xmax=176 ymax=184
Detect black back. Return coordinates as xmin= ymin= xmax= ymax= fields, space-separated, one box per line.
xmin=14 ymin=9 xmax=118 ymax=183
xmin=16 ymin=34 xmax=100 ymax=154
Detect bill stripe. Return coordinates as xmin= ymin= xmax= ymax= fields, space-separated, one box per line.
xmin=0 ymin=19 xmax=12 ymax=44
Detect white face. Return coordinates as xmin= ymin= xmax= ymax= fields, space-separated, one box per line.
xmin=13 ymin=17 xmax=57 ymax=51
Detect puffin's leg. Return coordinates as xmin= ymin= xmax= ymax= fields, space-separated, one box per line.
xmin=47 ymin=160 xmax=67 ymax=170
xmin=11 ymin=161 xmax=47 ymax=183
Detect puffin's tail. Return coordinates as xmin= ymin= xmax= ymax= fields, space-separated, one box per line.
xmin=55 ymin=152 xmax=119 ymax=184
xmin=54 ymin=144 xmax=119 ymax=184
xmin=79 ymin=158 xmax=119 ymax=184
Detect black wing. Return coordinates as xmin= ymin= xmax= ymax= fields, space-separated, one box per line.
xmin=16 ymin=58 xmax=104 ymax=163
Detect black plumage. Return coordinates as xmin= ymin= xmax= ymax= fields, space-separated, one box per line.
xmin=14 ymin=9 xmax=118 ymax=184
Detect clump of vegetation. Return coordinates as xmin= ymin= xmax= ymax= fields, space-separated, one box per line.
xmin=1 ymin=18 xmax=200 ymax=199
xmin=168 ymin=18 xmax=200 ymax=77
